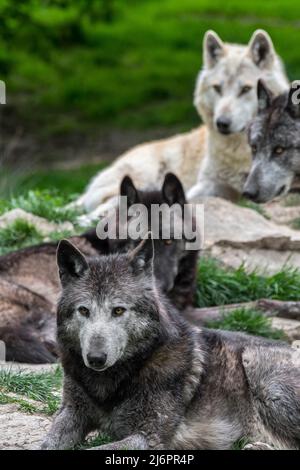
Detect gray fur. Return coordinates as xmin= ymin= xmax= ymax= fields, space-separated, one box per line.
xmin=244 ymin=81 xmax=300 ymax=202
xmin=42 ymin=240 xmax=300 ymax=450
xmin=0 ymin=174 xmax=198 ymax=362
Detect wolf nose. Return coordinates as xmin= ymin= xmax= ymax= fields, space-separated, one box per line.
xmin=87 ymin=352 xmax=107 ymax=369
xmin=242 ymin=189 xmax=259 ymax=202
xmin=216 ymin=117 xmax=231 ymax=134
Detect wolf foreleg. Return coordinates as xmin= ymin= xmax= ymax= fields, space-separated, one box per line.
xmin=41 ymin=405 xmax=93 ymax=450
xmin=89 ymin=434 xmax=149 ymax=451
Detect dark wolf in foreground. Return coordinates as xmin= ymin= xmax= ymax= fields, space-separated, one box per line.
xmin=243 ymin=81 xmax=300 ymax=203
xmin=0 ymin=174 xmax=198 ymax=363
xmin=42 ymin=238 xmax=300 ymax=450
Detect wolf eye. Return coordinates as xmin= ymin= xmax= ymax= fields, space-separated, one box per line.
xmin=112 ymin=307 xmax=126 ymax=317
xmin=164 ymin=239 xmax=173 ymax=246
xmin=240 ymin=85 xmax=252 ymax=95
xmin=213 ymin=84 xmax=222 ymax=95
xmin=251 ymin=144 xmax=257 ymax=154
xmin=274 ymin=146 xmax=285 ymax=155
xmin=78 ymin=306 xmax=90 ymax=317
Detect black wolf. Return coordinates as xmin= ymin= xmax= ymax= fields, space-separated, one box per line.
xmin=0 ymin=174 xmax=199 ymax=363
xmin=42 ymin=237 xmax=300 ymax=450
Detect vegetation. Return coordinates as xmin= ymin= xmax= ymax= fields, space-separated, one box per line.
xmin=205 ymin=307 xmax=285 ymax=340
xmin=1 ymin=0 xmax=300 ymax=141
xmin=0 ymin=367 xmax=62 ymax=415
xmin=197 ymin=256 xmax=300 ymax=307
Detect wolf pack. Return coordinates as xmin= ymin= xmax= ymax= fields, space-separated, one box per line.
xmin=1 ymin=29 xmax=300 ymax=450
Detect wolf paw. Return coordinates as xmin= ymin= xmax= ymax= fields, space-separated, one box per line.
xmin=243 ymin=441 xmax=274 ymax=450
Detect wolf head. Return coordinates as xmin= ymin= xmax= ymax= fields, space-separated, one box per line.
xmin=56 ymin=237 xmax=169 ymax=372
xmin=243 ymin=81 xmax=300 ymax=203
xmin=104 ymin=173 xmax=193 ymax=293
xmin=195 ymin=30 xmax=288 ymax=135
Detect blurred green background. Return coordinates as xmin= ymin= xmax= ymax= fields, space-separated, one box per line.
xmin=0 ymin=0 xmax=299 ymax=194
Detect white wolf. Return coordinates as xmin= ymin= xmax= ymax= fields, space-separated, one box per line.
xmin=76 ymin=30 xmax=288 ymax=220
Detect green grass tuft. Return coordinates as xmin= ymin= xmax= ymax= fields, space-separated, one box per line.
xmin=238 ymin=199 xmax=269 ymax=218
xmin=0 ymin=189 xmax=80 ymax=223
xmin=0 ymin=366 xmax=63 ymax=415
xmin=0 ymin=219 xmax=44 ymax=255
xmin=76 ymin=433 xmax=112 ymax=450
xmin=205 ymin=308 xmax=286 ymax=340
xmin=197 ymin=257 xmax=300 ymax=307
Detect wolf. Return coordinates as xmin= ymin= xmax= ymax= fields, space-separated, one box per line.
xmin=0 ymin=174 xmax=198 ymax=363
xmin=42 ymin=237 xmax=300 ymax=450
xmin=243 ymin=80 xmax=300 ymax=203
xmin=75 ymin=29 xmax=288 ymax=221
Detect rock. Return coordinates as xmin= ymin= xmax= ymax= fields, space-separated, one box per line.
xmin=202 ymin=198 xmax=300 ymax=272
xmin=210 ymin=245 xmax=300 ymax=274
xmin=0 ymin=361 xmax=58 ymax=374
xmin=0 ymin=404 xmax=51 ymax=450
xmin=271 ymin=317 xmax=300 ymax=341
xmin=263 ymin=200 xmax=300 ymax=226
xmin=0 ymin=209 xmax=73 ymax=235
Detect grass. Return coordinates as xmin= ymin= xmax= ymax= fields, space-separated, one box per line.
xmin=76 ymin=433 xmax=111 ymax=450
xmin=205 ymin=307 xmax=285 ymax=340
xmin=0 ymin=219 xmax=44 ymax=255
xmin=197 ymin=256 xmax=300 ymax=307
xmin=0 ymin=190 xmax=80 ymax=223
xmin=238 ymin=199 xmax=269 ymax=219
xmin=0 ymin=218 xmax=77 ymax=255
xmin=2 ymin=0 xmax=300 ymax=141
xmin=0 ymin=366 xmax=63 ymax=415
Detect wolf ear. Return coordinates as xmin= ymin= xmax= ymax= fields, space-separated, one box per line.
xmin=120 ymin=175 xmax=139 ymax=207
xmin=286 ymin=82 xmax=300 ymax=118
xmin=203 ymin=30 xmax=224 ymax=68
xmin=248 ymin=30 xmax=275 ymax=69
xmin=57 ymin=240 xmax=89 ymax=286
xmin=128 ymin=233 xmax=154 ymax=274
xmin=162 ymin=173 xmax=186 ymax=207
xmin=257 ymin=79 xmax=273 ymax=112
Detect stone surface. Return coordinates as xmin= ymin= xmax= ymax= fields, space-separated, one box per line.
xmin=0 ymin=404 xmax=51 ymax=450
xmin=203 ymin=198 xmax=300 ymax=273
xmin=0 ymin=208 xmax=73 ymax=235
xmin=271 ymin=317 xmax=300 ymax=341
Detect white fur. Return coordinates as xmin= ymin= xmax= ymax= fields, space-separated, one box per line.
xmin=76 ymin=30 xmax=289 ymax=221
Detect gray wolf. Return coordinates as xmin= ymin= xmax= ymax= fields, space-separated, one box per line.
xmin=0 ymin=174 xmax=198 ymax=363
xmin=42 ymin=237 xmax=300 ymax=450
xmin=75 ymin=29 xmax=288 ymax=221
xmin=243 ymin=80 xmax=300 ymax=203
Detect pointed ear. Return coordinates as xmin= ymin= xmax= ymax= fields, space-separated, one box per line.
xmin=203 ymin=30 xmax=225 ymax=68
xmin=57 ymin=240 xmax=89 ymax=287
xmin=257 ymin=79 xmax=273 ymax=112
xmin=286 ymin=82 xmax=300 ymax=118
xmin=248 ymin=29 xmax=275 ymax=68
xmin=127 ymin=233 xmax=154 ymax=274
xmin=120 ymin=175 xmax=139 ymax=207
xmin=162 ymin=173 xmax=186 ymax=207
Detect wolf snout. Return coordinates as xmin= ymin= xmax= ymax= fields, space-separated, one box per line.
xmin=87 ymin=352 xmax=107 ymax=370
xmin=242 ymin=188 xmax=259 ymax=202
xmin=216 ymin=116 xmax=231 ymax=134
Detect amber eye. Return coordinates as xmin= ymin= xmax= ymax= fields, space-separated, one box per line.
xmin=78 ymin=306 xmax=90 ymax=317
xmin=274 ymin=146 xmax=285 ymax=155
xmin=251 ymin=144 xmax=257 ymax=154
xmin=164 ymin=239 xmax=173 ymax=246
xmin=213 ymin=84 xmax=222 ymax=95
xmin=240 ymin=85 xmax=252 ymax=95
xmin=113 ymin=307 xmax=126 ymax=317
